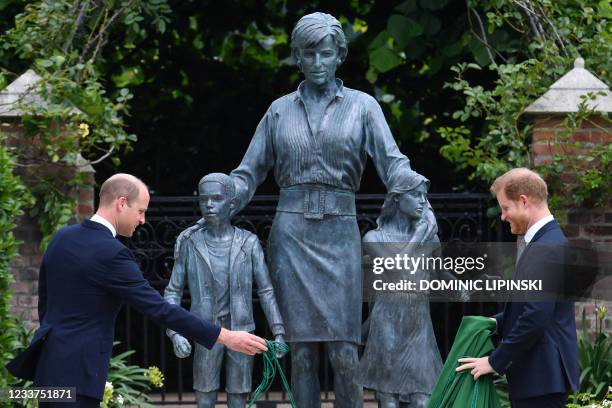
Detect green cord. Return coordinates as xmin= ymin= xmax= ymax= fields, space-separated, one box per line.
xmin=248 ymin=340 xmax=297 ymax=408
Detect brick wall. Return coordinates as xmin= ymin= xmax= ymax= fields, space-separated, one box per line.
xmin=4 ymin=119 xmax=95 ymax=328
xmin=530 ymin=114 xmax=612 ymax=334
xmin=576 ymin=303 xmax=612 ymax=338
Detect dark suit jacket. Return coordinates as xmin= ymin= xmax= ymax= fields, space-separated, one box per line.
xmin=489 ymin=220 xmax=580 ymax=399
xmin=6 ymin=220 xmax=221 ymax=400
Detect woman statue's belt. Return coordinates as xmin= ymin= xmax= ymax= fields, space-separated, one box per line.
xmin=277 ymin=186 xmax=356 ymax=219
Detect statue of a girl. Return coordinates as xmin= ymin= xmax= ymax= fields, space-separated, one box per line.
xmin=356 ymin=167 xmax=442 ymax=408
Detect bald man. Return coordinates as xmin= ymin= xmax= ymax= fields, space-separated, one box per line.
xmin=7 ymin=173 xmax=267 ymax=408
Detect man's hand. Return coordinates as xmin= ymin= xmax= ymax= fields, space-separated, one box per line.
xmin=172 ymin=334 xmax=192 ymax=358
xmin=456 ymin=356 xmax=495 ymax=380
xmin=489 ymin=317 xmax=498 ymax=335
xmin=217 ymin=328 xmax=268 ymax=355
xmin=274 ymin=335 xmax=288 ymax=359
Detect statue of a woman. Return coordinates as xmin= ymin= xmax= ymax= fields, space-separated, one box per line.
xmin=356 ymin=168 xmax=442 ymax=408
xmin=183 ymin=12 xmax=435 ymax=407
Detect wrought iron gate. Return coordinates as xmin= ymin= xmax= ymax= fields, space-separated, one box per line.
xmin=116 ymin=193 xmax=504 ymax=405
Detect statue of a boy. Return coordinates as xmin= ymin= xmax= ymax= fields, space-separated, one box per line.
xmin=164 ymin=173 xmax=286 ymax=408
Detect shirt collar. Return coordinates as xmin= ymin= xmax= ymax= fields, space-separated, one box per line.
xmin=293 ymin=79 xmax=345 ymax=102
xmin=91 ymin=214 xmax=117 ymax=237
xmin=524 ymin=214 xmax=554 ymax=243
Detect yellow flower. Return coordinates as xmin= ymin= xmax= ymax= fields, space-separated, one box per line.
xmin=147 ymin=366 xmax=164 ymax=388
xmin=103 ymin=381 xmax=113 ymax=405
xmin=79 ymin=123 xmax=90 ymax=138
xmin=596 ymin=305 xmax=608 ymax=322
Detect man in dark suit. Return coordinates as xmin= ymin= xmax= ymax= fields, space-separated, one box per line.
xmin=456 ymin=168 xmax=579 ymax=408
xmin=7 ymin=173 xmax=267 ymax=407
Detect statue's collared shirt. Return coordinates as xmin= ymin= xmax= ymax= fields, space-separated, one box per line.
xmin=229 ymin=79 xmax=413 ymax=342
xmin=231 ymin=79 xmax=411 ymax=210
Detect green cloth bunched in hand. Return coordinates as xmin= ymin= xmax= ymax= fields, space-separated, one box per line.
xmin=427 ymin=316 xmax=502 ymax=408
xmin=248 ymin=340 xmax=296 ymax=408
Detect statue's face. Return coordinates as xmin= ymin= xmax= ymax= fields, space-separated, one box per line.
xmin=298 ymin=35 xmax=340 ymax=87
xmin=198 ymin=181 xmax=233 ymax=223
xmin=397 ymin=183 xmax=427 ymax=219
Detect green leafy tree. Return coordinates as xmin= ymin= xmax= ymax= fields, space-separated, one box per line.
xmin=433 ymin=1 xmax=611 ymax=212
xmin=1 ymin=0 xmax=171 ymax=247
xmin=0 ymin=134 xmax=34 ymax=389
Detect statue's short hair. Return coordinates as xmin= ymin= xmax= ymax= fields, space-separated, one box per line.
xmin=199 ymin=173 xmax=235 ymax=199
xmin=291 ymin=12 xmax=347 ymax=61
xmin=99 ymin=173 xmax=146 ymax=207
xmin=490 ymin=167 xmax=548 ymax=203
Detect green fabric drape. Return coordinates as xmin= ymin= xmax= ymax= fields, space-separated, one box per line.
xmin=427 ymin=316 xmax=502 ymax=408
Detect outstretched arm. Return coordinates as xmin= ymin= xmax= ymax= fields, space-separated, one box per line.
xmin=364 ymin=97 xmax=437 ymax=242
xmin=164 ymin=235 xmax=189 ymax=339
xmin=250 ymin=235 xmax=286 ymax=357
xmin=96 ymin=248 xmax=221 ymax=349
xmin=364 ymin=96 xmax=411 ymax=182
xmin=230 ymin=108 xmax=276 ymax=214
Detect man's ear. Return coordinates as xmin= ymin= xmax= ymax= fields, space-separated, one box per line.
xmin=115 ymin=197 xmax=123 ymax=212
xmin=519 ymin=194 xmax=529 ymax=207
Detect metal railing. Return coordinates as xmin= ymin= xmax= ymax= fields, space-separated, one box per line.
xmin=116 ymin=193 xmax=504 ymax=405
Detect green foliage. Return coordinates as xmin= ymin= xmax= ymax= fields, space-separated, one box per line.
xmin=0 ymin=0 xmax=169 ymax=248
xmin=566 ymin=389 xmax=612 ymax=408
xmin=0 ymin=0 xmax=169 ymax=393
xmin=102 ymin=342 xmax=164 ymax=407
xmin=0 ymin=133 xmax=34 ymax=390
xmin=438 ymin=58 xmax=546 ymax=181
xmin=29 ymin=178 xmax=76 ymax=250
xmin=570 ymin=307 xmax=612 ymax=403
xmin=538 ymin=108 xmax=612 ymax=211
xmin=437 ymin=1 xmax=611 ymax=210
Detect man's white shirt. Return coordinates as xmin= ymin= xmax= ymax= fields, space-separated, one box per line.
xmin=524 ymin=214 xmax=554 ymax=243
xmin=90 ymin=214 xmax=117 ymax=237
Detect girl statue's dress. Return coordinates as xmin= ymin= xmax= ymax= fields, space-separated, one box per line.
xmin=356 ymin=170 xmax=443 ymax=407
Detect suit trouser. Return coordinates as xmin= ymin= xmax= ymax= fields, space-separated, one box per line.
xmin=511 ymin=392 xmax=567 ymax=408
xmin=39 ymin=394 xmax=100 ymax=408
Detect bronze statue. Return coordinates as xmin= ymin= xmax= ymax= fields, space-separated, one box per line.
xmin=164 ymin=173 xmax=286 ymax=408
xmin=356 ymin=168 xmax=442 ymax=408
xmin=181 ymin=12 xmax=435 ymax=407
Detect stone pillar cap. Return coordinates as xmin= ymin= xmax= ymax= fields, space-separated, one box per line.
xmin=524 ymin=57 xmax=612 ymax=114
xmin=0 ymin=69 xmax=82 ymax=117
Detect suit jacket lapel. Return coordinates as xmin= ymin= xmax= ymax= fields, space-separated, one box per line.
xmin=229 ymin=228 xmax=245 ymax=276
xmin=192 ymin=230 xmax=213 ymax=273
xmin=515 ymin=220 xmax=559 ymax=279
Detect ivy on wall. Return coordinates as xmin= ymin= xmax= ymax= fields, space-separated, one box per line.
xmin=0 ymin=0 xmax=171 ymax=387
xmin=0 ymin=135 xmax=34 ymax=388
xmin=0 ymin=0 xmax=171 ymax=249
